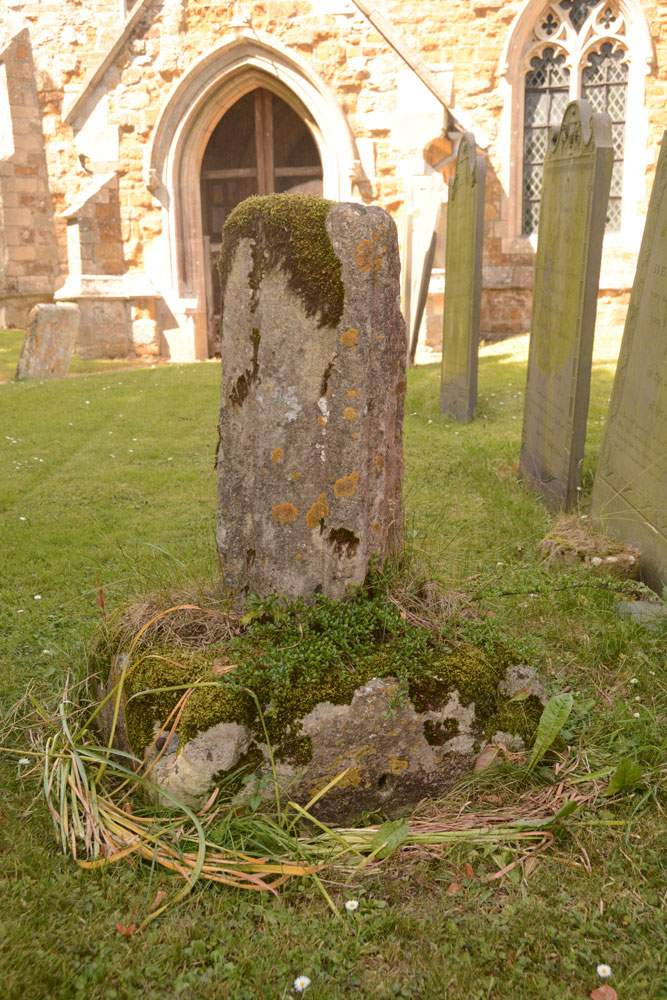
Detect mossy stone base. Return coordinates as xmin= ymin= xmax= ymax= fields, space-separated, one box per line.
xmin=95 ymin=632 xmax=545 ymax=823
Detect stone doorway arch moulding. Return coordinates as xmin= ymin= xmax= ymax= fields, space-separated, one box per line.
xmin=145 ymin=30 xmax=361 ymax=361
xmin=496 ymin=0 xmax=655 ymax=256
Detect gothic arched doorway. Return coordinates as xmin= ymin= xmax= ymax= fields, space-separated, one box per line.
xmin=200 ymin=86 xmax=323 ymax=355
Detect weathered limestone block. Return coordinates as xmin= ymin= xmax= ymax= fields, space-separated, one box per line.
xmin=15 ymin=302 xmax=79 ymax=379
xmin=144 ymin=665 xmax=545 ymax=821
xmin=216 ymin=195 xmax=406 ymax=601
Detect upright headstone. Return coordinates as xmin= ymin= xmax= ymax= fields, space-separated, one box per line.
xmin=216 ymin=195 xmax=406 ymax=601
xmin=15 ymin=303 xmax=79 ymax=379
xmin=591 ymin=132 xmax=667 ymax=592
xmin=519 ymin=100 xmax=613 ymax=509
xmin=439 ymin=132 xmax=486 ymax=421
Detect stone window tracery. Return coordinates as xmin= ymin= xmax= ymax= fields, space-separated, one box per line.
xmin=520 ymin=0 xmax=629 ymax=234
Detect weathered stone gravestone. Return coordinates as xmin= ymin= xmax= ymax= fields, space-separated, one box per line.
xmin=93 ymin=194 xmax=548 ymax=825
xmin=440 ymin=132 xmax=486 ymax=421
xmin=15 ymin=302 xmax=79 ymax=380
xmin=216 ymin=195 xmax=406 ymax=601
xmin=519 ymin=100 xmax=613 ymax=509
xmin=591 ymin=131 xmax=667 ymax=592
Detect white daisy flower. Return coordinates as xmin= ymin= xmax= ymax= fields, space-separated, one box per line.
xmin=294 ymin=975 xmax=311 ymax=993
xmin=344 ymin=899 xmax=359 ymax=912
xmin=33 ymin=594 xmax=41 ymax=600
xmin=629 ymin=677 xmax=638 ymax=685
xmin=596 ymin=964 xmax=612 ymax=979
xmin=18 ymin=758 xmax=30 ymax=766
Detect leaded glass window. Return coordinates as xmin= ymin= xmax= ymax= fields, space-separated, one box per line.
xmin=582 ymin=43 xmax=628 ymax=231
xmin=520 ymin=3 xmax=629 ymax=236
xmin=522 ymin=48 xmax=570 ymax=234
xmin=559 ymin=0 xmax=599 ymax=31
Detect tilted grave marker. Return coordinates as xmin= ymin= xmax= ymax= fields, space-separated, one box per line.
xmin=216 ymin=194 xmax=406 ymax=601
xmin=439 ymin=132 xmax=486 ymax=421
xmin=15 ymin=303 xmax=79 ymax=380
xmin=519 ymin=100 xmax=613 ymax=509
xmin=591 ymin=131 xmax=667 ymax=591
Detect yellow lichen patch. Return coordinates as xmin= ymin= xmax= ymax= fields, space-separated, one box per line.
xmin=272 ymin=503 xmax=298 ymax=524
xmin=340 ymin=327 xmax=359 ymax=347
xmin=347 ymin=389 xmax=357 ymax=398
xmin=343 ymin=407 xmax=356 ymax=421
xmin=376 ymin=455 xmax=385 ymax=473
xmin=333 ymin=471 xmax=359 ymax=498
xmin=388 ymin=756 xmax=409 ymax=774
xmin=372 ymin=520 xmax=381 ymax=534
xmin=305 ymin=493 xmax=329 ymax=528
xmin=317 ymin=415 xmax=327 ymax=427
xmin=310 ymin=767 xmax=361 ymax=797
xmin=271 ymin=448 xmax=283 ymax=463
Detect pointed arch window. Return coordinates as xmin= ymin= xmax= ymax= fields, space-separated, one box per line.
xmin=520 ymin=1 xmax=630 ymax=234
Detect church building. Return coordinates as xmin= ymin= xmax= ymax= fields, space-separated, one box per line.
xmin=0 ymin=1 xmax=664 ymax=361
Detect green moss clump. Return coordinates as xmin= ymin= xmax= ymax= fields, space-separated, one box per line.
xmin=123 ymin=649 xmax=257 ymax=756
xmin=423 ymin=718 xmax=459 ymax=746
xmin=217 ymin=194 xmax=345 ymax=329
xmin=484 ymin=696 xmax=545 ymax=746
xmin=408 ymin=644 xmax=504 ymax=716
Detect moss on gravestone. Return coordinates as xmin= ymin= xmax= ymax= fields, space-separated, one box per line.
xmin=217 ymin=194 xmax=345 ymax=329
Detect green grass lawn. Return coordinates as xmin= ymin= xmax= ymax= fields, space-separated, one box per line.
xmin=0 ymin=338 xmax=664 ymax=999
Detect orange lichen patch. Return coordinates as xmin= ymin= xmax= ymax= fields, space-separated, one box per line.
xmin=296 ymin=553 xmax=302 ymax=560
xmin=376 ymin=455 xmax=385 ymax=473
xmin=347 ymin=389 xmax=357 ymax=398
xmin=372 ymin=520 xmax=381 ymax=534
xmin=288 ymin=471 xmax=301 ymax=482
xmin=356 ymin=227 xmax=387 ymax=275
xmin=352 ymin=433 xmax=358 ymax=440
xmin=333 ymin=471 xmax=359 ymax=498
xmin=340 ymin=327 xmax=359 ymax=347
xmin=305 ymin=493 xmax=329 ymax=528
xmin=317 ymin=415 xmax=327 ymax=427
xmin=343 ymin=407 xmax=356 ymax=421
xmin=272 ymin=503 xmax=298 ymax=524
xmin=271 ymin=448 xmax=283 ymax=463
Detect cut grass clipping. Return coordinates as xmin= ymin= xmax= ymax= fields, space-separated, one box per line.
xmin=9 ymin=604 xmax=648 ymax=933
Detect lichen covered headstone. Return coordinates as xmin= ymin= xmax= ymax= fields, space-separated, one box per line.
xmin=591 ymin=130 xmax=667 ymax=592
xmin=519 ymin=100 xmax=613 ymax=509
xmin=15 ymin=302 xmax=79 ymax=380
xmin=216 ymin=195 xmax=406 ymax=601
xmin=440 ymin=132 xmax=486 ymax=421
